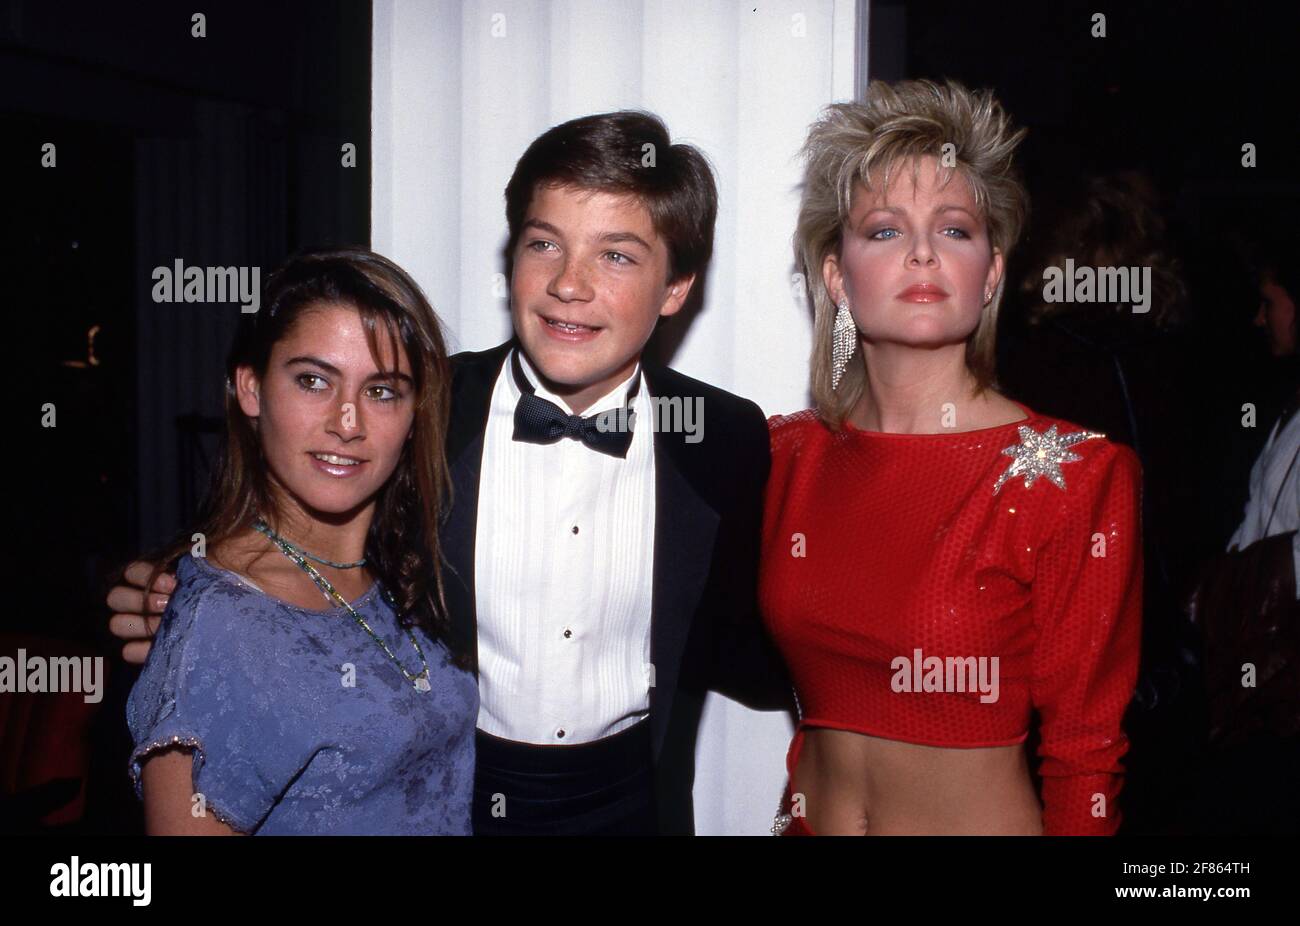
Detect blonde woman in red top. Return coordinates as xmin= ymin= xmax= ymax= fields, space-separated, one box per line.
xmin=760 ymin=79 xmax=1143 ymax=836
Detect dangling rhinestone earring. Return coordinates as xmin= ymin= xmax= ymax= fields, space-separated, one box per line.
xmin=831 ymin=299 xmax=856 ymax=391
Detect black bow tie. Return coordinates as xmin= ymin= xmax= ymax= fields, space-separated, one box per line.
xmin=510 ymin=350 xmax=638 ymax=459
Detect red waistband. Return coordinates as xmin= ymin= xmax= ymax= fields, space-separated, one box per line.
xmin=789 ymin=719 xmax=1029 ymax=763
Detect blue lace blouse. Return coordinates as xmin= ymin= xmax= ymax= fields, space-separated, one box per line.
xmin=127 ymin=554 xmax=477 ymax=835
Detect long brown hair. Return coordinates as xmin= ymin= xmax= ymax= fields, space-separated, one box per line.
xmin=144 ymin=246 xmax=466 ymax=666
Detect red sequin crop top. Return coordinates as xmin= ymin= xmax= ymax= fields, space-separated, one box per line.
xmin=759 ymin=406 xmax=1143 ymax=835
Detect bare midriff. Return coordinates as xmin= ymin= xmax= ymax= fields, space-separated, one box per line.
xmin=793 ymin=727 xmax=1043 ymax=835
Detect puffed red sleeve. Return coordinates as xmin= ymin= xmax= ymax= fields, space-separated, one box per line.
xmin=1029 ymin=442 xmax=1143 ymax=835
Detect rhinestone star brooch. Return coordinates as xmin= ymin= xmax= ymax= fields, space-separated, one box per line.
xmin=993 ymin=423 xmax=1105 ymax=494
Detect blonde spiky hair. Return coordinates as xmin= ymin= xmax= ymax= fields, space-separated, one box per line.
xmin=795 ymin=79 xmax=1029 ymax=429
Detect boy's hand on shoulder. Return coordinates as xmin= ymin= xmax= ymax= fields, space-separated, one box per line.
xmin=107 ymin=560 xmax=176 ymax=665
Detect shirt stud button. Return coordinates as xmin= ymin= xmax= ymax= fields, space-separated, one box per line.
xmin=556 ymin=728 xmax=566 ymax=739
xmin=563 ymin=628 xmax=572 ymax=638
xmin=571 ymin=525 xmax=579 ymax=534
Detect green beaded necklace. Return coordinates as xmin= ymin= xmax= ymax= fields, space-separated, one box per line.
xmin=253 ymin=518 xmax=431 ymax=692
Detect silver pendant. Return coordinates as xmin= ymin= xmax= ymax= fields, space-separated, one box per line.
xmin=414 ymin=676 xmax=431 ymax=692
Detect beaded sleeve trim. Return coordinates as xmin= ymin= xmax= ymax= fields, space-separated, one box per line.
xmin=128 ymin=734 xmax=255 ymax=833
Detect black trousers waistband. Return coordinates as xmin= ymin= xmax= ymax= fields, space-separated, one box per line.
xmin=473 ymin=719 xmax=656 ymax=835
xmin=476 ymin=719 xmax=652 ymax=774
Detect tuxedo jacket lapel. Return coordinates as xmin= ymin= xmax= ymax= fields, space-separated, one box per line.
xmin=442 ymin=341 xmax=514 ymax=674
xmin=642 ymin=366 xmax=720 ymax=760
xmin=440 ymin=342 xmax=722 ymax=763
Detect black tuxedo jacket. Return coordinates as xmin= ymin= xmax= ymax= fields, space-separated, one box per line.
xmin=440 ymin=340 xmax=793 ymax=834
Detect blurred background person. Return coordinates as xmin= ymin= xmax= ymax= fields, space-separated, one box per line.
xmin=998 ymin=170 xmax=1202 ymax=833
xmin=1187 ymin=233 xmax=1298 ymax=835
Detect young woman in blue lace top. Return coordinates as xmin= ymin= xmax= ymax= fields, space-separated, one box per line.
xmin=126 ymin=248 xmax=477 ymax=834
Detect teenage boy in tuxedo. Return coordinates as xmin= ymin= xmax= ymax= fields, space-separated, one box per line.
xmin=108 ymin=110 xmax=791 ymax=835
